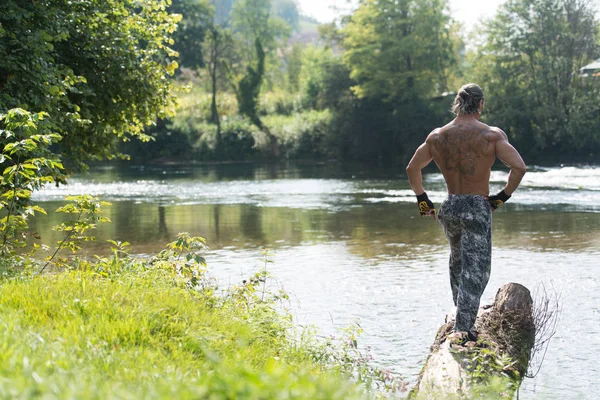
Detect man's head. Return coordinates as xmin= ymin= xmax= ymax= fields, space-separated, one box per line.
xmin=451 ymin=83 xmax=484 ymax=116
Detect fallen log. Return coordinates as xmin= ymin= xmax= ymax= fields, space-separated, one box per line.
xmin=409 ymin=283 xmax=536 ymax=399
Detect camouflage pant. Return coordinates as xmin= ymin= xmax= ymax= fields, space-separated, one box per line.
xmin=438 ymin=195 xmax=492 ymax=333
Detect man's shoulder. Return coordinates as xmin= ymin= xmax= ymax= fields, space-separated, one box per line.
xmin=425 ymin=127 xmax=443 ymax=142
xmin=485 ymin=126 xmax=508 ymax=140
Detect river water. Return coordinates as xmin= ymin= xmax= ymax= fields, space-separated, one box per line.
xmin=32 ymin=163 xmax=600 ymax=399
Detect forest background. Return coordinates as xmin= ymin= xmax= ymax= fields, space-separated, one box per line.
xmin=2 ymin=0 xmax=600 ymax=171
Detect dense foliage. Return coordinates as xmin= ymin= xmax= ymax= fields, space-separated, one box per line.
xmin=470 ymin=0 xmax=600 ymax=162
xmin=0 ymin=109 xmax=64 ymax=257
xmin=2 ymin=0 xmax=598 ymax=166
xmin=342 ymin=0 xmax=455 ymax=101
xmin=170 ymin=0 xmax=213 ymax=69
xmin=0 ymin=0 xmax=180 ymax=168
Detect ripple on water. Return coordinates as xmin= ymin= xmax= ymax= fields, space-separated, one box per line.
xmin=34 ymin=166 xmax=600 ymax=213
xmin=34 ymin=179 xmax=362 ymax=210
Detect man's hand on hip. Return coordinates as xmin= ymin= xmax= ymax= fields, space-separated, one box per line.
xmin=486 ymin=190 xmax=511 ymax=211
xmin=416 ymin=192 xmax=437 ymax=220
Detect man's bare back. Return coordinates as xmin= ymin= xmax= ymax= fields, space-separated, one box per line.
xmin=427 ymin=119 xmax=503 ymax=196
xmin=406 ymin=117 xmax=525 ymax=200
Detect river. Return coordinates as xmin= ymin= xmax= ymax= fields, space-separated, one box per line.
xmin=32 ymin=162 xmax=600 ymax=399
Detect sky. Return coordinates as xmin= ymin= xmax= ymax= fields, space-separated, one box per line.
xmin=297 ymin=0 xmax=507 ymax=25
xmin=297 ymin=0 xmax=600 ymax=25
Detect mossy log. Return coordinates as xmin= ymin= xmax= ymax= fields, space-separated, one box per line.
xmin=409 ymin=283 xmax=535 ymax=399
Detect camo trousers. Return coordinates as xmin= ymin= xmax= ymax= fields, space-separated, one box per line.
xmin=438 ymin=195 xmax=492 ymax=333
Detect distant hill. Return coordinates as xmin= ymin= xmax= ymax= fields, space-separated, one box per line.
xmin=298 ymin=15 xmax=320 ymax=33
xmin=291 ymin=15 xmax=321 ymax=45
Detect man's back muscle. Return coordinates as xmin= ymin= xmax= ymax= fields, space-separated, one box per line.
xmin=427 ymin=121 xmax=500 ymax=195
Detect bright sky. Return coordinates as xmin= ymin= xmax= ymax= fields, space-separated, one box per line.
xmin=299 ymin=0 xmax=600 ymax=25
xmin=297 ymin=0 xmax=507 ymax=24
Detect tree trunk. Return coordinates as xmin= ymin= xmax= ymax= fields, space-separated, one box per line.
xmin=409 ymin=283 xmax=535 ymax=399
xmin=208 ymin=29 xmax=222 ymax=152
xmin=210 ymin=59 xmax=221 ymax=150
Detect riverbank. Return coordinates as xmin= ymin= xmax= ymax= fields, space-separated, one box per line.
xmin=0 ymin=238 xmax=404 ymax=399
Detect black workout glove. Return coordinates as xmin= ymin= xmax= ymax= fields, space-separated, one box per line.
xmin=488 ymin=190 xmax=511 ymax=210
xmin=416 ymin=192 xmax=436 ymax=217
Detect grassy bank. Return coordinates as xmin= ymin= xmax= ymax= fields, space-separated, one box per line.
xmin=0 ymin=238 xmax=399 ymax=399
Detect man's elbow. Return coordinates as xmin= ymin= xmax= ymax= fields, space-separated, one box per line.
xmin=405 ymin=165 xmax=416 ymax=183
xmin=513 ymin=163 xmax=527 ymax=176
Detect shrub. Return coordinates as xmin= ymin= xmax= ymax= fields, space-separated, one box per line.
xmin=194 ymin=118 xmax=262 ymax=161
xmin=259 ymin=91 xmax=304 ymax=116
xmin=0 ymin=109 xmax=64 ymax=257
xmin=265 ymin=110 xmax=336 ymax=159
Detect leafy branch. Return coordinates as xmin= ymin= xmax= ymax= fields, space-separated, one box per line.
xmin=39 ymin=195 xmax=112 ymax=274
xmin=0 ymin=108 xmax=64 ymax=258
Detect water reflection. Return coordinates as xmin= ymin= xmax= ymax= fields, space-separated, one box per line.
xmin=29 ymin=201 xmax=600 ymax=257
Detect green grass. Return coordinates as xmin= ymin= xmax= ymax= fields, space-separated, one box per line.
xmin=0 ymin=259 xmax=373 ymax=399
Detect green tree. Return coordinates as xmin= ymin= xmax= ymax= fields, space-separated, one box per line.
xmin=230 ymin=0 xmax=291 ymax=154
xmin=204 ymin=25 xmax=235 ymax=148
xmin=286 ymin=43 xmax=304 ymax=92
xmin=235 ymin=38 xmax=277 ymax=150
xmin=300 ymin=46 xmax=353 ymax=110
xmin=272 ymin=0 xmax=300 ymax=31
xmin=0 ymin=0 xmax=180 ymax=168
xmin=473 ymin=0 xmax=600 ymax=161
xmin=331 ymin=0 xmax=456 ymax=164
xmin=342 ymin=0 xmax=455 ymax=102
xmin=231 ymin=0 xmax=291 ymax=61
xmin=170 ymin=0 xmax=214 ymax=69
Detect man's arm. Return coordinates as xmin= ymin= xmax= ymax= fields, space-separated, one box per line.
xmin=495 ymin=129 xmax=526 ymax=195
xmin=406 ymin=141 xmax=433 ymax=194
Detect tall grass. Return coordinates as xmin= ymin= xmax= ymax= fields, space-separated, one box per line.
xmin=0 ymin=239 xmax=398 ymax=399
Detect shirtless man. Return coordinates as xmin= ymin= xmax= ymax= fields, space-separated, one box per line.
xmin=405 ymin=83 xmax=527 ymax=341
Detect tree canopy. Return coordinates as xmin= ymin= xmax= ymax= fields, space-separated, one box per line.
xmin=3 ymin=0 xmax=598 ymax=166
xmin=342 ymin=0 xmax=455 ymax=102
xmin=170 ymin=0 xmax=214 ymax=69
xmin=471 ymin=0 xmax=600 ymax=160
xmin=0 ymin=0 xmax=180 ymax=168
